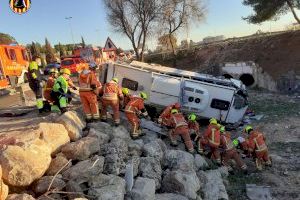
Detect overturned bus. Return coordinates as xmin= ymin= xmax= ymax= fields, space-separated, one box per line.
xmin=100 ymin=61 xmax=248 ymax=124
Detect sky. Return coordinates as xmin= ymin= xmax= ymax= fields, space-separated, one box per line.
xmin=0 ymin=0 xmax=299 ymax=50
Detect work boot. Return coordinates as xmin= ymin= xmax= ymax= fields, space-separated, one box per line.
xmin=188 ymin=148 xmax=195 ymax=154
xmin=255 ymin=158 xmax=263 ymax=171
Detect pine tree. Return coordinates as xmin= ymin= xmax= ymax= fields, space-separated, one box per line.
xmin=30 ymin=42 xmax=41 ymax=59
xmin=58 ymin=42 xmax=66 ymax=57
xmin=81 ymin=36 xmax=86 ymax=48
xmin=45 ymin=38 xmax=55 ymax=63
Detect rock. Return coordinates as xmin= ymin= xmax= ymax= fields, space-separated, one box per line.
xmin=88 ymin=174 xmax=126 ymax=200
xmin=128 ymin=139 xmax=144 ymax=156
xmin=46 ymin=154 xmax=72 ymax=176
xmin=246 ymin=184 xmax=272 ymax=200
xmin=38 ymin=193 xmax=63 ymax=200
xmin=194 ymin=154 xmax=209 ymax=171
xmin=0 ymin=166 xmax=9 ymax=200
xmin=112 ymin=126 xmax=131 ymax=140
xmin=130 ymin=177 xmax=155 ymax=200
xmin=66 ymin=181 xmax=86 ymax=199
xmin=162 ymin=170 xmax=200 ymax=200
xmin=164 ymin=150 xmax=195 ymax=172
xmin=6 ymin=194 xmax=35 ymax=200
xmin=38 ymin=122 xmax=70 ymax=154
xmin=33 ymin=175 xmax=66 ymax=194
xmin=140 ymin=129 xmax=158 ymax=144
xmin=101 ymin=138 xmax=128 ymax=156
xmin=88 ymin=128 xmax=110 ymax=145
xmin=88 ymin=122 xmax=113 ymax=138
xmin=143 ymin=140 xmax=164 ymax=162
xmin=103 ymin=154 xmax=123 ymax=175
xmin=61 ymin=137 xmax=100 ymax=160
xmin=155 ymin=193 xmax=189 ymax=200
xmin=129 ymin=156 xmax=140 ymax=177
xmin=0 ymin=138 xmax=52 ymax=187
xmin=139 ymin=157 xmax=162 ymax=190
xmin=56 ymin=111 xmax=86 ymax=141
xmin=63 ymin=155 xmax=104 ymax=183
xmin=198 ymin=169 xmax=228 ymax=200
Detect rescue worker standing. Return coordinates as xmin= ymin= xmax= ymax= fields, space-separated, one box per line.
xmin=125 ymin=92 xmax=149 ymax=139
xmin=28 ymin=57 xmax=44 ymax=113
xmin=188 ymin=113 xmax=201 ymax=140
xmin=51 ymin=68 xmax=73 ymax=113
xmin=79 ymin=63 xmax=101 ymax=121
xmin=101 ymin=78 xmax=123 ymax=126
xmin=44 ymin=68 xmax=58 ymax=104
xmin=158 ymin=102 xmax=181 ymax=127
xmin=199 ymin=118 xmax=221 ymax=165
xmin=121 ymin=88 xmax=132 ymax=109
xmin=244 ymin=125 xmax=272 ymax=170
xmin=169 ymin=109 xmax=194 ymax=153
xmin=220 ymin=126 xmax=248 ymax=174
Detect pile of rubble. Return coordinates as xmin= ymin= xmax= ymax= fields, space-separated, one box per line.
xmin=0 ymin=109 xmax=230 ymax=200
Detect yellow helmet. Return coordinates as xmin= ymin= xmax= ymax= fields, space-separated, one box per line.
xmin=220 ymin=126 xmax=225 ymax=133
xmin=112 ymin=77 xmax=119 ymax=83
xmin=188 ymin=113 xmax=197 ymax=121
xmin=122 ymin=88 xmax=130 ymax=95
xmin=244 ymin=125 xmax=253 ymax=134
xmin=61 ymin=68 xmax=71 ymax=75
xmin=209 ymin=118 xmax=218 ymax=125
xmin=29 ymin=61 xmax=38 ymax=71
xmin=140 ymin=92 xmax=148 ymax=100
xmin=171 ymin=109 xmax=178 ymax=114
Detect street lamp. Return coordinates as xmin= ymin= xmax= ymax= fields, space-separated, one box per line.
xmin=65 ymin=17 xmax=75 ymax=47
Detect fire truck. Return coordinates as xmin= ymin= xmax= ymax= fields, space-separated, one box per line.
xmin=0 ymin=44 xmax=29 ymax=89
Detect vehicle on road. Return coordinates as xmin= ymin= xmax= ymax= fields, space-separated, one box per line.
xmin=60 ymin=57 xmax=88 ymax=74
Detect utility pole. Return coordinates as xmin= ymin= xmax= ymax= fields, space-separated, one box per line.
xmin=65 ymin=17 xmax=75 ymax=47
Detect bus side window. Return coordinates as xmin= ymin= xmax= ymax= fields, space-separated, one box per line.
xmin=9 ymin=49 xmax=17 ymax=61
xmin=21 ymin=49 xmax=29 ymax=61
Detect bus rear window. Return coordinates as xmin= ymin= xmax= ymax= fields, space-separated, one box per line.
xmin=61 ymin=60 xmax=74 ymax=66
xmin=9 ymin=49 xmax=17 ymax=61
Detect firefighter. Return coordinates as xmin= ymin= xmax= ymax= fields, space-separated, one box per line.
xmin=79 ymin=63 xmax=101 ymax=121
xmin=219 ymin=126 xmax=248 ymax=174
xmin=168 ymin=109 xmax=194 ymax=153
xmin=199 ymin=118 xmax=221 ymax=165
xmin=44 ymin=68 xmax=58 ymax=104
xmin=51 ymin=68 xmax=74 ymax=113
xmin=28 ymin=58 xmax=44 ymax=113
xmin=101 ymin=77 xmax=124 ymax=126
xmin=158 ymin=102 xmax=181 ymax=127
xmin=188 ymin=113 xmax=201 ymax=141
xmin=125 ymin=92 xmax=149 ymax=139
xmin=244 ymin=125 xmax=272 ymax=171
xmin=121 ymin=87 xmax=132 ymax=109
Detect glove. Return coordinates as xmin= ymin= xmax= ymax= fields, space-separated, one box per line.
xmin=237 ymin=136 xmax=245 ymax=143
xmin=72 ymin=86 xmax=77 ymax=90
xmin=91 ymin=84 xmax=96 ymax=90
xmin=158 ymin=117 xmax=162 ymax=124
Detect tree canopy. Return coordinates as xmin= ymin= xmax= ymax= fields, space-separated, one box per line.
xmin=243 ymin=0 xmax=300 ymax=24
xmin=0 ymin=33 xmax=16 ymax=44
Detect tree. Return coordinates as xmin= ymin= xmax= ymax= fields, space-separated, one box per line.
xmin=29 ymin=42 xmax=41 ymax=59
xmin=103 ymin=0 xmax=161 ymax=61
xmin=0 ymin=33 xmax=16 ymax=44
xmin=158 ymin=34 xmax=177 ymax=51
xmin=45 ymin=38 xmax=56 ymax=63
xmin=159 ymin=0 xmax=205 ymax=66
xmin=81 ymin=36 xmax=86 ymax=48
xmin=243 ymin=0 xmax=300 ymax=24
xmin=55 ymin=43 xmax=67 ymax=57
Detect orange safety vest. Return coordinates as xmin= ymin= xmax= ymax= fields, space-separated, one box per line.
xmin=220 ymin=132 xmax=234 ymax=151
xmin=160 ymin=104 xmax=175 ymax=119
xmin=205 ymin=124 xmax=220 ymax=147
xmin=171 ymin=113 xmax=188 ymax=129
xmin=125 ymin=96 xmax=145 ymax=114
xmin=188 ymin=121 xmax=200 ymax=133
xmin=248 ymin=131 xmax=267 ymax=152
xmin=102 ymin=81 xmax=121 ymax=101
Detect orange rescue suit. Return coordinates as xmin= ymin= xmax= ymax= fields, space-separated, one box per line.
xmin=159 ymin=104 xmax=178 ymax=127
xmin=247 ymin=130 xmax=270 ymax=162
xmin=44 ymin=76 xmax=55 ymax=103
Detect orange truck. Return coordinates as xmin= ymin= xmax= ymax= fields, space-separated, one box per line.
xmin=0 ymin=44 xmax=29 ymax=89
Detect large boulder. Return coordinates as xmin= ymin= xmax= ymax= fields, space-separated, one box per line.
xmin=38 ymin=122 xmax=70 ymax=154
xmin=139 ymin=157 xmax=162 ymax=190
xmin=197 ymin=170 xmax=228 ymax=200
xmin=6 ymin=194 xmax=35 ymax=200
xmin=112 ymin=126 xmax=131 ymax=140
xmin=88 ymin=174 xmax=126 ymax=200
xmin=162 ymin=170 xmax=200 ymax=200
xmin=155 ymin=193 xmax=189 ymax=200
xmin=56 ymin=111 xmax=86 ymax=141
xmin=46 ymin=153 xmax=72 ymax=176
xmin=143 ymin=140 xmax=164 ymax=162
xmin=66 ymin=180 xmax=86 ymax=199
xmin=61 ymin=137 xmax=100 ymax=161
xmin=128 ymin=139 xmax=144 ymax=156
xmin=130 ymin=177 xmax=155 ymax=200
xmin=63 ymin=156 xmax=104 ymax=183
xmin=0 ymin=166 xmax=8 ymax=200
xmin=194 ymin=154 xmax=209 ymax=171
xmin=101 ymin=138 xmax=128 ymax=156
xmin=33 ymin=175 xmax=66 ymax=194
xmin=88 ymin=122 xmax=113 ymax=139
xmin=164 ymin=150 xmax=195 ymax=172
xmin=88 ymin=128 xmax=110 ymax=145
xmin=0 ymin=138 xmax=52 ymax=187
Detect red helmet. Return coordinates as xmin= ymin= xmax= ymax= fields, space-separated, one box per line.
xmin=174 ymin=103 xmax=180 ymax=109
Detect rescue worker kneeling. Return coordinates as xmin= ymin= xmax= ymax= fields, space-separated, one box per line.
xmin=125 ymin=92 xmax=149 ymax=139
xmin=44 ymin=68 xmax=58 ymax=104
xmin=199 ymin=118 xmax=221 ymax=165
xmin=169 ymin=109 xmax=194 ymax=154
xmin=158 ymin=102 xmax=181 ymax=127
xmin=187 ymin=113 xmax=201 ymax=141
xmin=79 ymin=63 xmax=101 ymax=121
xmin=101 ymin=78 xmax=123 ymax=126
xmin=220 ymin=126 xmax=248 ymax=174
xmin=244 ymin=125 xmax=272 ymax=171
xmin=121 ymin=87 xmax=132 ymax=109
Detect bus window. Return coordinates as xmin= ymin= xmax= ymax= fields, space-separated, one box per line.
xmin=21 ymin=49 xmax=29 ymax=61
xmin=9 ymin=49 xmax=17 ymax=61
